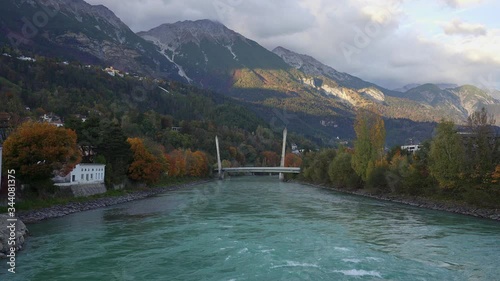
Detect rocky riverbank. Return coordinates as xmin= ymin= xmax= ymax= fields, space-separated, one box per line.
xmin=300 ymin=182 xmax=500 ymax=221
xmin=17 ymin=180 xmax=212 ymax=224
xmin=0 ymin=214 xmax=29 ymax=259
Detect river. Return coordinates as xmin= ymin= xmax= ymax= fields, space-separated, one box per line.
xmin=3 ymin=177 xmax=500 ymax=280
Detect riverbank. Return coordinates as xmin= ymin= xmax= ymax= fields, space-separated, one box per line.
xmin=16 ymin=179 xmax=213 ymax=224
xmin=299 ymin=181 xmax=500 ymax=221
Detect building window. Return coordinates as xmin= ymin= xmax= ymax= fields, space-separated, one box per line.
xmin=86 ymin=174 xmax=89 ymax=181
xmin=81 ymin=174 xmax=84 ymax=180
xmin=72 ymin=175 xmax=75 ymax=182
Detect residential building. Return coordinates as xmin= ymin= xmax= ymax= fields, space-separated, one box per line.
xmin=53 ymin=163 xmax=105 ymax=186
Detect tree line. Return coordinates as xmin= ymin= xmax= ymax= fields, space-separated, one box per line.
xmin=301 ymin=108 xmax=500 ymax=208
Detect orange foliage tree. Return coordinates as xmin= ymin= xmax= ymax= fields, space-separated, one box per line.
xmin=284 ymin=153 xmax=302 ymax=167
xmin=261 ymin=151 xmax=280 ymax=167
xmin=492 ymin=165 xmax=500 ymax=184
xmin=167 ymin=149 xmax=209 ymax=177
xmin=127 ymin=138 xmax=164 ymax=184
xmin=167 ymin=149 xmax=186 ymax=177
xmin=3 ymin=121 xmax=81 ymax=185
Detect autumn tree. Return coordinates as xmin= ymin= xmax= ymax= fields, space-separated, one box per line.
xmin=166 ymin=149 xmax=209 ymax=177
xmin=429 ymin=120 xmax=465 ymax=189
xmin=492 ymin=165 xmax=500 ymax=184
xmin=167 ymin=149 xmax=186 ymax=177
xmin=3 ymin=121 xmax=81 ymax=192
xmin=351 ymin=109 xmax=386 ymax=181
xmin=261 ymin=151 xmax=280 ymax=167
xmin=127 ymin=138 xmax=164 ymax=184
xmin=284 ymin=153 xmax=302 ymax=167
xmin=190 ymin=151 xmax=209 ymax=177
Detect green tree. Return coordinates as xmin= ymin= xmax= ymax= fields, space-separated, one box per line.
xmin=429 ymin=121 xmax=465 ymax=189
xmin=311 ymin=149 xmax=336 ymax=183
xmin=351 ymin=109 xmax=386 ymax=181
xmin=328 ymin=150 xmax=360 ymax=188
xmin=99 ymin=122 xmax=132 ymax=185
xmin=464 ymin=107 xmax=498 ymax=184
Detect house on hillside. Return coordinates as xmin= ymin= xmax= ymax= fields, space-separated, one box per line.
xmin=104 ymin=66 xmax=124 ymax=77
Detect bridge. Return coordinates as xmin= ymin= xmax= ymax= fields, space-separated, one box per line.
xmin=215 ymin=128 xmax=300 ymax=181
xmin=216 ymin=167 xmax=300 ymax=179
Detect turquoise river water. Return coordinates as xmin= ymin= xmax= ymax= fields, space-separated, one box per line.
xmin=2 ymin=177 xmax=500 ymax=280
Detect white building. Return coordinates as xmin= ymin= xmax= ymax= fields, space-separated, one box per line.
xmin=401 ymin=145 xmax=422 ymax=153
xmin=54 ymin=163 xmax=105 ymax=186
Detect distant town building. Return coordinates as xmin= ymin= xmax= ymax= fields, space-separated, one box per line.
xmin=401 ymin=144 xmax=422 ymax=153
xmin=171 ymin=127 xmax=182 ymax=132
xmin=40 ymin=113 xmax=63 ymax=127
xmin=104 ymin=66 xmax=124 ymax=77
xmin=17 ymin=55 xmax=36 ymax=62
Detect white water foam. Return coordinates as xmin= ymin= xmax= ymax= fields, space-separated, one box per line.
xmin=238 ymin=248 xmax=248 ymax=254
xmin=271 ymin=261 xmax=320 ymax=269
xmin=332 ymin=269 xmax=382 ymax=278
xmin=334 ymin=247 xmax=351 ymax=252
xmin=342 ymin=258 xmax=362 ymax=263
xmin=260 ymin=249 xmax=275 ymax=253
xmin=366 ymin=257 xmax=383 ymax=262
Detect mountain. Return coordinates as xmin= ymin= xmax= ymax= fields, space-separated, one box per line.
xmin=138 ymin=20 xmax=289 ymax=88
xmin=273 ymin=46 xmax=500 ymax=123
xmin=402 ymin=83 xmax=466 ymax=120
xmin=393 ymin=84 xmax=422 ymax=93
xmin=394 ymin=83 xmax=459 ymax=92
xmin=450 ymin=85 xmax=499 ymax=116
xmin=0 ymin=0 xmax=181 ymax=79
xmin=1 ymin=1 xmax=498 ymax=145
xmin=273 ymin=46 xmax=399 ymax=96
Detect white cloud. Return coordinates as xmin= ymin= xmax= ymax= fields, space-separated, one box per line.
xmin=443 ymin=19 xmax=487 ymax=36
xmin=442 ymin=0 xmax=483 ymax=8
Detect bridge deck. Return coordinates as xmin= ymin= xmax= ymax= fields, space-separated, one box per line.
xmin=218 ymin=167 xmax=300 ymax=174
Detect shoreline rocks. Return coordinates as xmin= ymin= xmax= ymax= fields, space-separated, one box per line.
xmin=300 ymin=181 xmax=500 ymax=221
xmin=0 ymin=214 xmax=28 ymax=259
xmin=17 ymin=180 xmax=212 ymax=224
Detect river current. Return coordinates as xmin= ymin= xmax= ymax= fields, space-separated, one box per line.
xmin=3 ymin=177 xmax=500 ymax=280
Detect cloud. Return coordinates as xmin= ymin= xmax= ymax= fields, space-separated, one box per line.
xmin=444 ymin=19 xmax=487 ymax=36
xmin=442 ymin=0 xmax=483 ymax=8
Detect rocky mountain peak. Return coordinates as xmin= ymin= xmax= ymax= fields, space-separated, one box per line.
xmin=138 ymin=19 xmax=247 ymax=49
xmin=37 ymin=0 xmax=128 ymax=31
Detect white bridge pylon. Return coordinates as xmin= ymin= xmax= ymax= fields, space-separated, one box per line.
xmin=215 ymin=127 xmax=294 ymax=181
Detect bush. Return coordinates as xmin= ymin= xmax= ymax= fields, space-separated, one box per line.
xmin=328 ymin=152 xmax=361 ymax=189
xmin=366 ymin=166 xmax=389 ymax=191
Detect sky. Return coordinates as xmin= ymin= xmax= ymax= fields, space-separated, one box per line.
xmin=85 ymin=0 xmax=500 ymax=91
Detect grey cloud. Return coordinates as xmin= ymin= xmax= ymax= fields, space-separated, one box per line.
xmin=444 ymin=19 xmax=487 ymax=36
